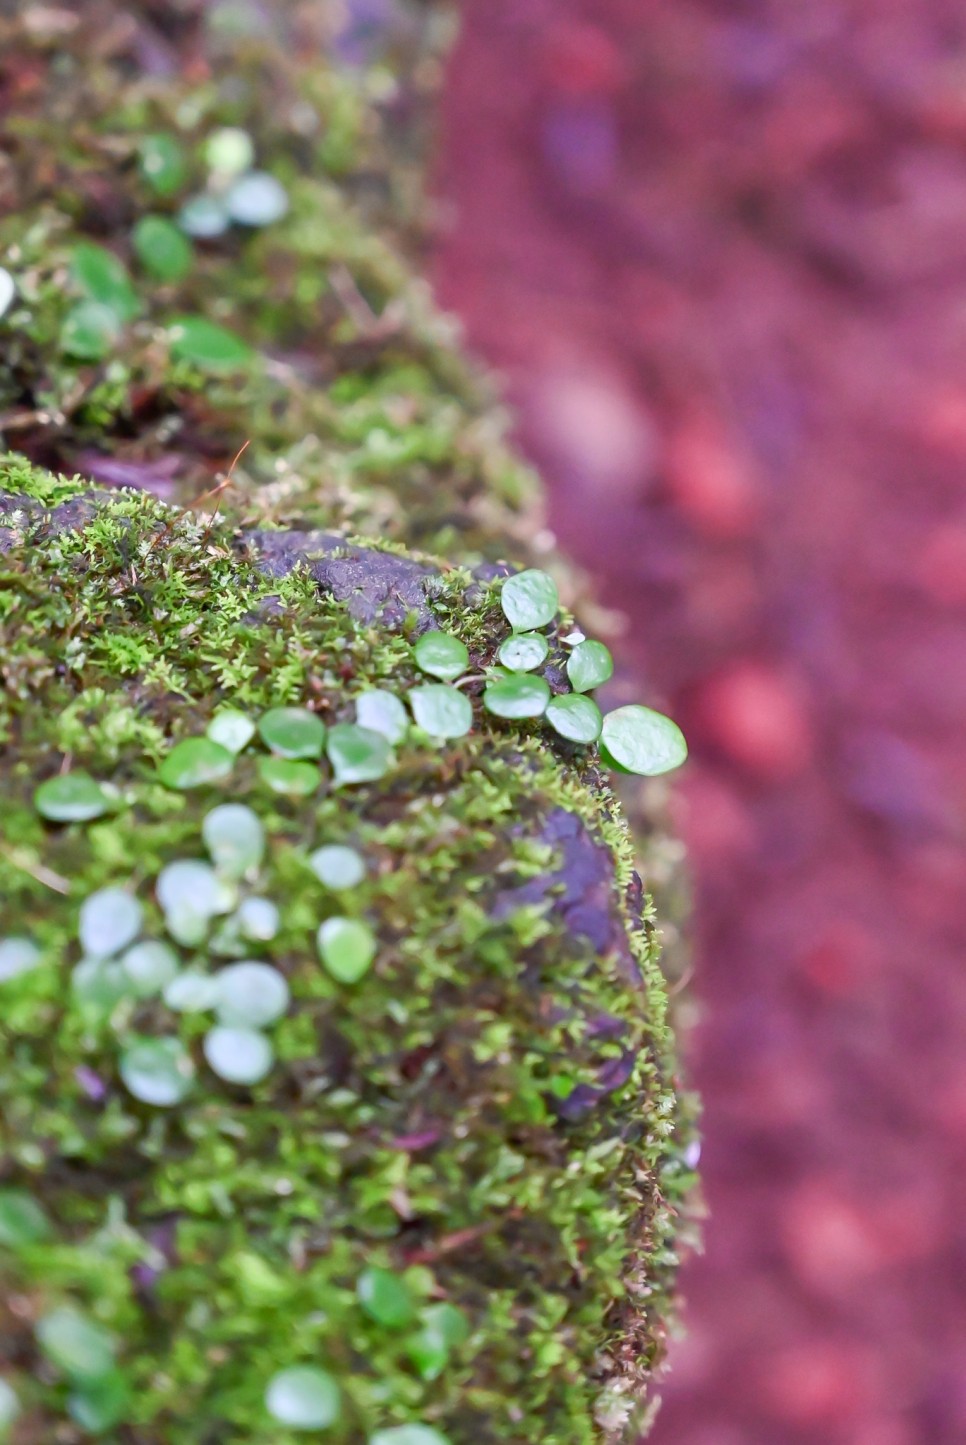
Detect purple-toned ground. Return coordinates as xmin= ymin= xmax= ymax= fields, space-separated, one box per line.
xmin=434 ymin=4 xmax=966 ymax=1442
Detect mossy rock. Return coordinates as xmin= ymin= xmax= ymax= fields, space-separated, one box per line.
xmin=0 ymin=7 xmax=694 ymax=1443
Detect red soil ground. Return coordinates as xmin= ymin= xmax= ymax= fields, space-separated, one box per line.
xmin=434 ymin=4 xmax=966 ymax=1442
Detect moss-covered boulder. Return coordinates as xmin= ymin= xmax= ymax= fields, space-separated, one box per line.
xmin=0 ymin=6 xmax=694 ymax=1443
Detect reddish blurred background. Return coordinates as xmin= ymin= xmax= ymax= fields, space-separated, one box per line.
xmin=433 ymin=2 xmax=966 ymax=1443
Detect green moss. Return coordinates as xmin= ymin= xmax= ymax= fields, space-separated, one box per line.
xmin=0 ymin=469 xmax=689 ymax=1442
xmin=0 ymin=5 xmax=694 ymax=1441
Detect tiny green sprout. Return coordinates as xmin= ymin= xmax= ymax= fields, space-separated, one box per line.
xmin=483 ymin=674 xmax=550 ymax=720
xmin=258 ymin=706 xmax=326 ymax=759
xmin=225 ymin=171 xmax=290 ymax=226
xmin=34 ymin=771 xmax=109 ymax=822
xmin=36 ymin=1306 xmax=115 ymax=1381
xmin=207 ymin=709 xmax=256 ymax=754
xmin=0 ymin=1377 xmax=19 ymax=1433
xmin=120 ymin=1036 xmax=195 ymax=1107
xmin=0 ymin=267 xmax=16 ymax=320
xmin=257 ymin=756 xmax=319 ymax=796
xmin=497 ymin=631 xmax=549 ymax=672
xmin=176 ymin=194 xmax=230 ymax=238
xmin=138 ymin=133 xmax=187 ymax=196
xmin=167 ymin=316 xmax=253 ymax=373
xmin=203 ymin=803 xmax=265 ymax=877
xmin=327 ymin=722 xmax=393 ymax=784
xmin=0 ymin=1189 xmax=51 ymax=1247
xmin=236 ymin=896 xmax=279 ymax=941
xmin=204 ymin=126 xmax=255 ymax=178
xmin=309 ymin=845 xmax=366 ymax=890
xmin=61 ymin=301 xmax=122 ymax=361
xmin=163 ymin=970 xmax=219 ymax=1013
xmin=600 ymin=704 xmax=688 ymax=776
xmin=132 ymin=216 xmax=193 ymax=283
xmin=567 ymin=639 xmax=613 ymax=693
xmin=317 ymin=917 xmax=376 ymax=984
xmin=500 ymin=568 xmax=559 ymax=631
xmin=369 ymin=1427 xmax=451 ymax=1445
xmin=70 ymin=242 xmax=139 ymax=321
xmin=265 ymin=1367 xmax=341 ymax=1430
xmin=413 ymin=631 xmax=469 ymax=682
xmin=120 ymin=941 xmax=179 ymax=998
xmin=355 ymin=688 xmax=408 ymax=744
xmin=214 ymin=961 xmax=289 ymax=1027
xmin=546 ymin=693 xmax=602 ymax=744
xmin=203 ymin=1025 xmax=274 ymax=1085
xmin=159 ymin=737 xmax=234 ymax=790
xmin=409 ymin=684 xmax=472 ymax=739
xmin=79 ymin=887 xmax=143 ymax=958
xmin=0 ymin=937 xmax=41 ymax=984
xmin=358 ymin=1267 xmax=417 ymax=1329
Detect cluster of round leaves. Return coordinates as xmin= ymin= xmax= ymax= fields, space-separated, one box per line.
xmin=0 ymin=1186 xmax=460 ymax=1441
xmin=18 ymin=124 xmax=291 ymax=373
xmin=410 ymin=567 xmax=689 ymax=773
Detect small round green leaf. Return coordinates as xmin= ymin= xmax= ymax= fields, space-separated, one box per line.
xmin=482 ymin=674 xmax=550 ymax=720
xmin=327 ymin=723 xmax=392 ymax=785
xmin=139 ymin=133 xmax=187 ymax=196
xmin=0 ymin=1377 xmax=19 ymax=1432
xmin=225 ymin=171 xmax=289 ymax=226
xmin=265 ymin=1367 xmax=341 ymax=1430
xmin=159 ymin=737 xmax=234 ymax=790
xmin=68 ymin=1369 xmax=129 ymax=1432
xmin=71 ymin=958 xmax=129 ymax=1014
xmin=0 ymin=267 xmax=16 ymax=320
xmin=167 ymin=316 xmax=253 ymax=373
xmin=409 ymin=685 xmax=472 ymax=740
xmin=355 ymin=689 xmax=408 ymax=744
xmin=36 ymin=1306 xmax=115 ymax=1381
xmin=258 ymin=706 xmax=326 ymax=759
xmin=309 ymin=845 xmax=366 ymax=890
xmin=70 ymin=243 xmax=139 ymax=321
xmin=500 ymin=569 xmax=559 ymax=631
xmin=413 ymin=631 xmax=469 ymax=682
xmin=79 ymin=887 xmax=142 ymax=958
xmin=214 ymin=961 xmax=289 ymax=1027
xmin=317 ymin=917 xmax=376 ymax=984
xmin=34 ymin=771 xmax=108 ymax=822
xmin=257 ymin=757 xmax=319 ymax=796
xmin=121 ymin=941 xmax=179 ymax=998
xmin=236 ymin=897 xmax=279 ymax=942
xmin=61 ymin=301 xmax=122 ymax=361
xmin=600 ymin=704 xmax=688 ymax=776
xmin=0 ymin=937 xmax=41 ymax=984
xmin=358 ymin=1267 xmax=416 ymax=1329
xmin=567 ymin=639 xmax=613 ymax=693
xmin=369 ymin=1427 xmax=451 ymax=1445
xmin=0 ymin=1189 xmax=51 ymax=1247
xmin=207 ymin=709 xmax=256 ymax=754
xmin=204 ymin=126 xmax=255 ymax=178
xmin=132 ymin=215 xmax=193 ymax=283
xmin=202 ymin=803 xmax=265 ymax=877
xmin=163 ymin=970 xmax=219 ymax=1013
xmin=156 ymin=859 xmax=227 ymax=920
xmin=120 ymin=1036 xmax=194 ymax=1107
xmin=497 ymin=632 xmax=549 ymax=672
xmin=546 ymin=693 xmax=602 ymax=744
xmin=177 ymin=193 xmax=231 ymax=237
xmin=204 ymin=1025 xmax=274 ymax=1085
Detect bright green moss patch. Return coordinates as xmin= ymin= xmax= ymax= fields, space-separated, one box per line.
xmin=0 ymin=462 xmax=691 ymax=1443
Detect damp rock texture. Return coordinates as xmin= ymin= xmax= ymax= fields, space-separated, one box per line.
xmin=0 ymin=6 xmax=694 ymax=1443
